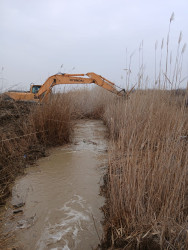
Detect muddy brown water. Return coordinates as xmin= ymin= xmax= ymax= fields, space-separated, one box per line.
xmin=3 ymin=120 xmax=108 ymax=250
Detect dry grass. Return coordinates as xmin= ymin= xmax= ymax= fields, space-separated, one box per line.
xmin=102 ymin=90 xmax=188 ymax=249
xmin=0 ymin=93 xmax=73 ymax=205
xmin=29 ymin=93 xmax=72 ymax=146
xmin=100 ymin=15 xmax=188 ymax=248
xmin=66 ymin=86 xmax=113 ymax=119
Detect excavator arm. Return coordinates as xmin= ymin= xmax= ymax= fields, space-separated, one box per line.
xmin=4 ymin=72 xmax=127 ymax=102
xmin=36 ymin=72 xmax=126 ymax=102
xmin=86 ymin=72 xmax=125 ymax=96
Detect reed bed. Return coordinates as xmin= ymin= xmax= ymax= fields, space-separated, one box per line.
xmin=100 ymin=14 xmax=188 ymax=248
xmin=66 ymin=86 xmax=112 ymax=119
xmin=29 ymin=93 xmax=72 ymax=146
xmin=102 ymin=90 xmax=188 ymax=249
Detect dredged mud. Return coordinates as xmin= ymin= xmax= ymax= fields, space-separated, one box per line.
xmin=2 ymin=120 xmax=108 ymax=250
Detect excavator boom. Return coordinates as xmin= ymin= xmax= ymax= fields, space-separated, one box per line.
xmin=4 ymin=72 xmax=126 ymax=102
xmin=86 ymin=72 xmax=124 ymax=96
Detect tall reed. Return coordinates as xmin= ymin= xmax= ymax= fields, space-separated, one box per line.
xmin=29 ymin=93 xmax=72 ymax=146
xmin=102 ymin=90 xmax=188 ymax=249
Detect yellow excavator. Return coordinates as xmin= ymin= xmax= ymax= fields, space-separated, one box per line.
xmin=4 ymin=72 xmax=127 ymax=103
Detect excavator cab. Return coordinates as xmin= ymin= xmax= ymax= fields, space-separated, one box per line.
xmin=30 ymin=85 xmax=41 ymax=94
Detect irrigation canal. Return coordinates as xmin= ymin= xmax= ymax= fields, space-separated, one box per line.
xmin=3 ymin=120 xmax=108 ymax=250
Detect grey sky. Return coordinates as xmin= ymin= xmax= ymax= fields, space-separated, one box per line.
xmin=1 ymin=0 xmax=188 ymax=91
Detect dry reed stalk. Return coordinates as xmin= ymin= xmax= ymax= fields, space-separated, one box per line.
xmin=0 ymin=93 xmax=73 ymax=205
xmin=66 ymin=86 xmax=113 ymax=119
xmin=102 ymin=90 xmax=188 ymax=249
xmin=29 ymin=93 xmax=72 ymax=146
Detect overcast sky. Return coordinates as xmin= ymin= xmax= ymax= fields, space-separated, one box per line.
xmin=1 ymin=0 xmax=188 ymax=91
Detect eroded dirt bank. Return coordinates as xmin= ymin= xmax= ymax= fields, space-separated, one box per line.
xmin=2 ymin=120 xmax=108 ymax=250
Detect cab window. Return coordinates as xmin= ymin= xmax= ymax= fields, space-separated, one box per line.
xmin=32 ymin=86 xmax=41 ymax=94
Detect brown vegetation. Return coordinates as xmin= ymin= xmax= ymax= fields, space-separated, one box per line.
xmin=101 ymin=90 xmax=188 ymax=249
xmin=0 ymin=94 xmax=72 ymax=205
xmin=99 ymin=15 xmax=188 ymax=248
xmin=0 ymin=86 xmax=188 ymax=249
xmin=67 ymin=87 xmax=112 ymax=119
xmin=30 ymin=93 xmax=72 ymax=146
